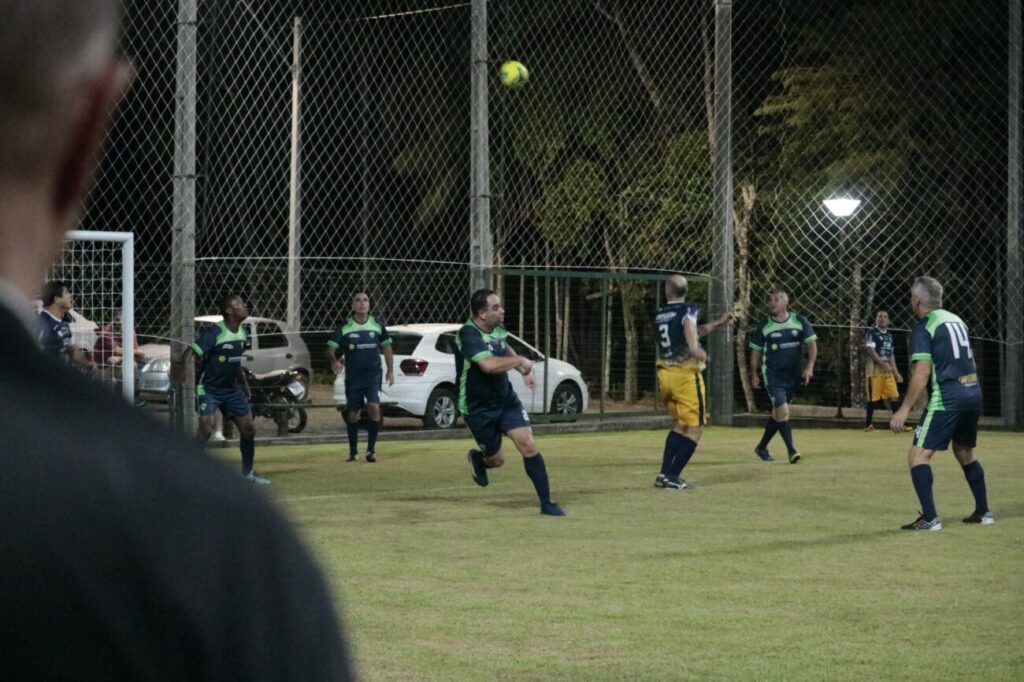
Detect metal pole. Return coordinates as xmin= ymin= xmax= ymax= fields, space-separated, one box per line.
xmin=709 ymin=0 xmax=735 ymax=425
xmin=543 ymin=273 xmax=551 ymax=413
xmin=287 ymin=16 xmax=304 ymax=333
xmin=1006 ymin=0 xmax=1022 ymax=428
xmin=171 ymin=0 xmax=197 ymax=436
xmin=121 ymin=235 xmax=135 ymax=404
xmin=600 ymin=278 xmax=608 ymax=417
xmin=469 ymin=0 xmax=492 ymax=292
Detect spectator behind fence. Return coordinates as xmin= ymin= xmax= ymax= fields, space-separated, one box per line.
xmin=0 ymin=1 xmax=353 ymax=678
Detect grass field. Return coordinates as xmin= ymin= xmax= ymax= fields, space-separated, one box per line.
xmin=233 ymin=427 xmax=1023 ymax=681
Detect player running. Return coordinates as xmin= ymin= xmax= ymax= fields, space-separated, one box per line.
xmin=748 ymin=290 xmax=818 ymax=464
xmin=890 ymin=277 xmax=993 ymax=530
xmin=456 ymin=289 xmax=565 ymax=516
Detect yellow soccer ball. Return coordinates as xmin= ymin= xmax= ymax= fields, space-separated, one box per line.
xmin=499 ymin=60 xmax=530 ymax=89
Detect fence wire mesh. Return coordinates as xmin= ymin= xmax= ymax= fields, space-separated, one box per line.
xmin=72 ymin=0 xmax=1020 ymax=431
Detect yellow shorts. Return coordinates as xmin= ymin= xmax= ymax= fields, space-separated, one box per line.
xmin=866 ymin=373 xmax=899 ymax=402
xmin=657 ymin=365 xmax=707 ymax=427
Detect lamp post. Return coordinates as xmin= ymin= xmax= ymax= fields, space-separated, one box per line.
xmin=823 ymin=197 xmax=862 ymax=419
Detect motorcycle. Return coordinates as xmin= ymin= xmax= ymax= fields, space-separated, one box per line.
xmin=243 ymin=367 xmax=308 ymax=435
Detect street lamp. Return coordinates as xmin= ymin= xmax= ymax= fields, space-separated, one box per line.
xmin=823 ymin=196 xmax=863 ymax=418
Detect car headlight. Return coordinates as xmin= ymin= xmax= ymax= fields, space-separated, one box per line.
xmin=143 ymin=359 xmax=171 ymax=373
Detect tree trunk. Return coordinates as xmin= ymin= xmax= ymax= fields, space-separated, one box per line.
xmin=848 ymin=261 xmax=864 ymax=412
xmin=518 ymin=274 xmax=525 ymax=337
xmin=603 ymin=291 xmax=614 ymax=399
xmin=734 ymin=183 xmax=757 ymax=412
xmin=561 ymin=278 xmax=571 ymax=359
xmin=620 ymin=280 xmax=645 ymax=403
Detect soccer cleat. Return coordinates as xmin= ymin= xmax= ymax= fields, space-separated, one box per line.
xmin=962 ymin=511 xmax=995 ymax=525
xmin=788 ymin=451 xmax=801 ymax=464
xmin=346 ymin=453 xmax=358 ymax=462
xmin=661 ymin=477 xmax=693 ymax=490
xmin=864 ymin=424 xmax=876 ymax=433
xmin=902 ymin=426 xmax=914 ymax=433
xmin=245 ymin=471 xmax=271 ymax=486
xmin=211 ymin=430 xmax=227 ymax=442
xmin=365 ymin=452 xmax=377 ymax=463
xmin=901 ymin=515 xmax=942 ymax=531
xmin=653 ymin=473 xmax=667 ymax=488
xmin=540 ymin=501 xmax=567 ymax=517
xmin=754 ymin=447 xmax=774 ymax=462
xmin=467 ymin=450 xmax=488 ymax=487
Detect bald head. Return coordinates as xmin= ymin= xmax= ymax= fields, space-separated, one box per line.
xmin=665 ymin=275 xmax=688 ymax=301
xmin=0 ymin=0 xmax=120 ymax=176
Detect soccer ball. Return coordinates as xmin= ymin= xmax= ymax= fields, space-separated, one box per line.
xmin=499 ymin=60 xmax=529 ymax=89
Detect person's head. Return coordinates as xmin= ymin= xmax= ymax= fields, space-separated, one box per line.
xmin=0 ymin=1 xmax=129 ymax=297
xmin=350 ymin=291 xmax=370 ymax=316
xmin=664 ymin=274 xmax=688 ymax=301
xmin=910 ymin=276 xmax=943 ymax=318
xmin=218 ymin=293 xmax=248 ymax=323
xmin=470 ymin=288 xmax=504 ymax=330
xmin=874 ymin=310 xmax=891 ymax=329
xmin=767 ymin=289 xmax=789 ymax=316
xmin=41 ymin=280 xmax=73 ymax=312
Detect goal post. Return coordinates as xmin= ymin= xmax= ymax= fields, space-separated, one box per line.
xmin=60 ymin=230 xmax=135 ymax=404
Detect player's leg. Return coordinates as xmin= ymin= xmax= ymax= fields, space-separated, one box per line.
xmin=227 ymin=391 xmax=265 ymax=484
xmin=505 ymin=402 xmax=564 ymax=516
xmin=951 ymin=412 xmax=992 ymax=524
xmin=901 ymin=409 xmax=947 ymax=529
xmin=865 ymin=377 xmax=877 ymax=430
xmin=196 ymin=388 xmax=217 ymax=442
xmin=656 ymin=367 xmax=679 ymax=481
xmin=771 ymin=387 xmax=800 ymax=463
xmin=364 ymin=380 xmax=382 ymax=462
xmin=464 ymin=409 xmax=503 ymax=487
xmin=882 ymin=377 xmax=910 ymax=431
xmin=754 ymin=380 xmax=780 ymax=461
xmin=662 ymin=370 xmax=704 ymax=488
xmin=344 ymin=381 xmax=364 ymax=462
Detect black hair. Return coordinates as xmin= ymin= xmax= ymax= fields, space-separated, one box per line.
xmin=217 ymin=293 xmax=241 ymax=315
xmin=41 ymin=280 xmax=70 ymax=306
xmin=470 ymin=288 xmax=496 ymax=317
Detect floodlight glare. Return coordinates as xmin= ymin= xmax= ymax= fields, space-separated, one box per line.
xmin=823 ymin=197 xmax=862 ymax=217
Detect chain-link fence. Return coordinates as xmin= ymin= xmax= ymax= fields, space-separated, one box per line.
xmin=75 ymin=0 xmax=1021 ymax=434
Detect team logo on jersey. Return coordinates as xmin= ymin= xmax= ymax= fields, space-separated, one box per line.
xmin=218 ymin=355 xmax=226 ymax=362
xmin=771 ymin=343 xmax=779 ymax=350
xmin=369 ymin=331 xmax=376 ymax=338
xmin=222 ymin=344 xmax=234 ymax=350
xmin=348 ymin=343 xmax=356 ymax=350
xmin=791 ymin=330 xmax=798 ymax=337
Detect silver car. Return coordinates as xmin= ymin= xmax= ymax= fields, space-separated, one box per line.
xmin=138 ymin=315 xmax=312 ymax=399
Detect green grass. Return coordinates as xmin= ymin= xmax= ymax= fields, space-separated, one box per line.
xmin=233 ymin=428 xmax=1023 ymax=681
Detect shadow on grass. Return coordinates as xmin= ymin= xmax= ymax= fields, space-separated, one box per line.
xmin=640 ymin=529 xmax=896 ymax=559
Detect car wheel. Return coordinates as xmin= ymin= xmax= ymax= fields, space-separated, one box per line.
xmin=550 ymin=382 xmax=582 ymax=417
xmin=423 ymin=387 xmax=459 ymax=429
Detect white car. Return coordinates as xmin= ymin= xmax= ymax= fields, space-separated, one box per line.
xmin=138 ymin=315 xmax=313 ymax=399
xmin=332 ymin=323 xmax=589 ymax=429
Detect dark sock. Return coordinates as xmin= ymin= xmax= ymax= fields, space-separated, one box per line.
xmin=777 ymin=421 xmax=797 ymax=455
xmin=865 ymin=401 xmax=875 ymax=426
xmin=367 ymin=420 xmax=380 ymax=452
xmin=240 ymin=437 xmax=255 ymax=476
xmin=661 ymin=431 xmax=686 ymax=475
xmin=757 ymin=419 xmax=778 ymax=450
xmin=346 ymin=422 xmax=359 ymax=456
xmin=668 ymin=437 xmax=698 ymax=480
xmin=962 ymin=460 xmax=989 ymax=515
xmin=889 ymin=401 xmax=901 ymax=415
xmin=523 ymin=453 xmax=551 ymax=505
xmin=910 ymin=464 xmax=938 ymax=521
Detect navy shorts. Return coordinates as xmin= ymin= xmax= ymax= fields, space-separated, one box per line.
xmin=198 ymin=386 xmax=251 ymax=419
xmin=914 ymin=409 xmax=979 ymax=451
xmin=345 ymin=376 xmax=381 ymax=410
xmin=464 ymin=397 xmax=531 ymax=457
xmin=764 ymin=382 xmax=796 ymax=408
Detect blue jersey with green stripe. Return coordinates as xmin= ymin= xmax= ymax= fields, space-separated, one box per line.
xmin=192 ymin=321 xmax=249 ymax=390
xmin=911 ymin=309 xmax=982 ymax=412
xmin=454 ymin=320 xmax=515 ymax=412
xmin=749 ymin=313 xmax=817 ymax=386
xmin=327 ymin=315 xmax=391 ymax=382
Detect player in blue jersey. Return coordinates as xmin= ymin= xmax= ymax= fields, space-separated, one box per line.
xmin=863 ymin=310 xmax=907 ymax=432
xmin=456 ymin=289 xmax=565 ymax=516
xmin=178 ymin=294 xmax=267 ymax=484
xmin=653 ymin=275 xmax=733 ymax=489
xmin=890 ymin=277 xmax=993 ymax=530
xmin=37 ymin=280 xmax=92 ymax=368
xmin=326 ymin=291 xmax=394 ymax=462
xmin=748 ymin=290 xmax=817 ymax=464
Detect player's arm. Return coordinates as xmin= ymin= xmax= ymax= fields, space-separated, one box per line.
xmin=683 ymin=316 xmax=707 ymax=363
xmin=477 ymin=352 xmax=532 ymax=376
xmin=748 ymin=349 xmax=762 ymax=389
xmin=237 ymin=363 xmax=251 ymax=398
xmin=382 ymin=344 xmax=394 ymax=386
xmin=697 ymin=312 xmax=734 ymax=337
xmin=891 ymin=358 xmax=930 ymax=433
xmin=802 ymin=341 xmax=817 ymax=385
xmin=67 ymin=343 xmax=94 ymax=369
xmin=325 ymin=328 xmax=344 ymax=374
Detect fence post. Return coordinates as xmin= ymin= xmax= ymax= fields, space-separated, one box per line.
xmin=1006 ymin=0 xmax=1022 ymax=427
xmin=287 ymin=16 xmax=304 ymax=333
xmin=709 ymin=0 xmax=735 ymax=425
xmin=171 ymin=0 xmax=198 ymax=436
xmin=469 ymin=0 xmax=492 ymax=292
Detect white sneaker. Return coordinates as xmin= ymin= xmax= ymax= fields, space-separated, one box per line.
xmin=211 ymin=431 xmax=227 ymax=442
xmin=245 ymin=471 xmax=271 ymax=485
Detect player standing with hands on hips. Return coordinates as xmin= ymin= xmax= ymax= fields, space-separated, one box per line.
xmin=456 ymin=289 xmax=565 ymax=516
xmin=653 ymin=275 xmax=734 ymax=489
xmin=748 ymin=290 xmax=818 ymax=464
xmin=890 ymin=277 xmax=993 ymax=530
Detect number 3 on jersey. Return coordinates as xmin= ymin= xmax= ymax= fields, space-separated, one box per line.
xmin=658 ymin=323 xmax=671 ymax=350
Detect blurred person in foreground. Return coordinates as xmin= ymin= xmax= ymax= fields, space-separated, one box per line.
xmin=0 ymin=1 xmax=352 ymax=678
